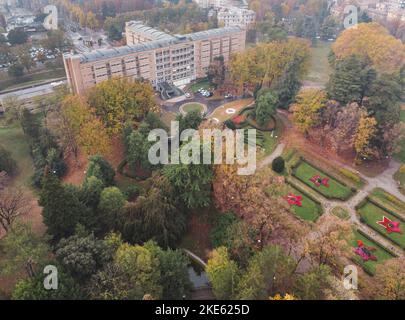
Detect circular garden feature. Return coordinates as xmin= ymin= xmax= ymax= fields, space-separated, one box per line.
xmin=179 ymin=102 xmax=207 ymax=115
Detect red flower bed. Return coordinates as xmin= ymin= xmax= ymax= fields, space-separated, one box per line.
xmin=232 ymin=115 xmax=246 ymax=125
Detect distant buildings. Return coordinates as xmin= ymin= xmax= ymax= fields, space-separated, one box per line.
xmin=330 ymin=0 xmax=405 ymax=22
xmin=194 ymin=0 xmax=256 ymax=28
xmin=63 ymin=21 xmax=246 ymax=94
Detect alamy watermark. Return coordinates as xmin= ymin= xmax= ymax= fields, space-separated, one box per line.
xmin=43 ymin=265 xmax=58 ymax=290
xmin=147 ymin=121 xmax=257 ymax=175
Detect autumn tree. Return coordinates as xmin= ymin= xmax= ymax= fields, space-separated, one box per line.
xmin=332 ymin=22 xmax=405 ymax=74
xmin=87 ymin=78 xmax=157 ymax=135
xmin=0 ymin=187 xmax=30 ymax=233
xmin=354 ymin=115 xmax=377 ymax=162
xmin=60 ymin=95 xmax=111 ymax=158
xmin=291 ymin=89 xmax=327 ymax=136
xmin=206 ymin=247 xmax=240 ymax=300
xmin=374 ymin=257 xmax=405 ymax=300
xmin=229 ymin=39 xmax=310 ymax=93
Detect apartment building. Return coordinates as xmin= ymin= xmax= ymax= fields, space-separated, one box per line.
xmin=63 ymin=22 xmax=246 ymax=94
xmin=217 ymin=7 xmax=256 ymax=28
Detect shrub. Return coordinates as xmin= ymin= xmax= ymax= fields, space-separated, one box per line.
xmin=272 ymin=156 xmax=285 ymax=173
xmin=210 ymin=212 xmax=238 ymax=248
xmin=338 ymin=167 xmax=362 ymax=184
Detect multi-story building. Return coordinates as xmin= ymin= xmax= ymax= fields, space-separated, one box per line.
xmin=63 ymin=22 xmax=246 ymax=94
xmin=217 ymin=7 xmax=256 ymax=28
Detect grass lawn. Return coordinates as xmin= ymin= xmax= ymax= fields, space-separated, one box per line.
xmin=182 ymin=103 xmax=205 ymax=114
xmin=209 ymin=98 xmax=254 ymax=122
xmin=352 ymin=230 xmax=395 ymax=275
xmin=0 ymin=122 xmax=34 ymax=187
xmin=293 ymin=161 xmax=353 ymax=200
xmin=189 ymin=79 xmax=215 ymax=94
xmin=303 ymin=41 xmax=332 ymax=87
xmin=332 ymin=206 xmax=350 ymax=220
xmin=370 ymin=188 xmax=405 ymax=216
xmin=287 ymin=187 xmax=322 ymax=222
xmin=261 ymin=116 xmax=283 ymax=156
xmin=358 ymin=201 xmax=405 ymax=249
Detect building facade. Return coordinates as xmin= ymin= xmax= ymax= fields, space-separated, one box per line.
xmin=217 ymin=7 xmax=256 ymax=28
xmin=63 ymin=22 xmax=246 ymax=94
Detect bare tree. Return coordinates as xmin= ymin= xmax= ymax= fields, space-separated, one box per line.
xmin=0 ymin=187 xmax=31 ymax=233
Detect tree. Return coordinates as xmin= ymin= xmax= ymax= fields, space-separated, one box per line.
xmin=0 ymin=145 xmax=16 ymax=174
xmin=120 ymin=175 xmax=186 ymax=248
xmin=291 ymin=89 xmax=327 ymax=135
xmin=327 ymin=55 xmax=375 ymax=105
xmin=39 ymin=172 xmax=89 ymax=241
xmin=126 ymin=124 xmax=156 ymax=173
xmin=255 ymin=91 xmax=278 ymax=127
xmin=235 ymin=245 xmax=297 ymax=299
xmin=42 ymin=30 xmax=71 ymax=52
xmin=98 ymin=187 xmax=126 ymax=230
xmin=176 ymin=109 xmax=203 ymax=132
xmin=12 ymin=268 xmax=84 ymax=300
xmin=206 ymin=247 xmax=240 ymax=300
xmin=332 ymin=22 xmax=405 ymax=73
xmin=7 ymin=28 xmax=28 ymax=45
xmin=87 ymin=78 xmax=156 ymax=135
xmin=7 ymin=63 xmax=24 ymax=78
xmin=114 ymin=243 xmax=162 ymax=299
xmin=294 ymin=265 xmax=332 ymax=300
xmin=2 ymin=95 xmax=24 ymax=124
xmin=354 ymin=115 xmax=377 ymax=162
xmin=86 ymin=155 xmax=115 ymax=187
xmin=107 ymin=24 xmax=123 ymax=41
xmin=145 ymin=242 xmax=191 ymax=300
xmin=375 ymin=257 xmax=405 ymax=300
xmin=229 ymin=39 xmax=310 ymax=93
xmin=207 ymin=56 xmax=225 ymax=86
xmin=163 ymin=159 xmax=213 ymax=209
xmin=60 ymin=95 xmax=111 ymax=158
xmin=272 ymin=156 xmax=285 ymax=173
xmin=86 ymin=11 xmax=99 ymax=30
xmin=0 ymin=187 xmax=30 ymax=233
xmin=56 ymin=233 xmax=113 ymax=281
xmin=12 ymin=45 xmax=35 ymax=73
xmin=210 ymin=212 xmax=238 ymax=248
xmin=0 ymin=222 xmax=50 ymax=278
xmin=305 ymin=215 xmax=353 ymax=269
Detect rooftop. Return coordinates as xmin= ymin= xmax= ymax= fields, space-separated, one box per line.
xmin=65 ymin=25 xmax=243 ymax=63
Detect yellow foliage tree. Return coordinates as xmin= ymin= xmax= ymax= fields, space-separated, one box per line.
xmin=291 ymin=89 xmax=327 ymax=135
xmin=229 ymin=38 xmax=310 ymax=93
xmin=61 ymin=95 xmax=111 ymax=157
xmin=354 ymin=114 xmax=377 ymax=162
xmin=332 ymin=22 xmax=405 ymax=73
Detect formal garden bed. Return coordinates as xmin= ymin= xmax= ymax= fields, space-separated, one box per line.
xmin=357 ymin=199 xmax=405 ymax=250
xmin=284 ymin=182 xmax=323 ymax=222
xmin=352 ymin=230 xmax=396 ymax=275
xmin=331 ymin=206 xmax=350 ymax=220
xmin=291 ymin=159 xmax=355 ymax=201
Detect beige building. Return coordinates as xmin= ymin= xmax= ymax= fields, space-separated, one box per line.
xmin=217 ymin=7 xmax=256 ymax=28
xmin=63 ymin=22 xmax=246 ymax=94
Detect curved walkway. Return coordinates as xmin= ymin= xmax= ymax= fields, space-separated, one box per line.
xmin=257 ymin=112 xmax=405 ymax=257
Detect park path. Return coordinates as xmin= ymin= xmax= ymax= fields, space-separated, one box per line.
xmin=258 ymin=112 xmax=405 ymax=257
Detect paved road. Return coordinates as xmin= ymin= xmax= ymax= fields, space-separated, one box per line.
xmin=0 ymin=81 xmax=67 ymax=103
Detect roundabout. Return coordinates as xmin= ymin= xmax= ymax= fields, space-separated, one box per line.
xmin=179 ymin=102 xmax=207 ymax=116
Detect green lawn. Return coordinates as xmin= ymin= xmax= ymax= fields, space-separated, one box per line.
xmin=303 ymin=41 xmax=332 ymax=87
xmin=352 ymin=230 xmax=395 ymax=275
xmin=287 ymin=187 xmax=322 ymax=222
xmin=293 ymin=161 xmax=354 ymax=200
xmin=332 ymin=206 xmax=350 ymax=220
xmin=0 ymin=122 xmax=34 ymax=187
xmin=182 ymin=103 xmax=205 ymax=113
xmin=358 ymin=201 xmax=405 ymax=249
